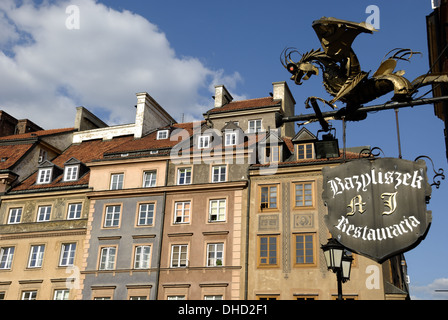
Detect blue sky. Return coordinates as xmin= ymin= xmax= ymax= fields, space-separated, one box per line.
xmin=0 ymin=0 xmax=447 ymax=299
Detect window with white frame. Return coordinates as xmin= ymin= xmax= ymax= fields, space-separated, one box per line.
xmin=248 ymin=119 xmax=262 ymax=133
xmin=209 ymin=199 xmax=226 ymax=222
xmin=143 ymin=171 xmax=157 ymax=187
xmin=110 ymin=173 xmax=124 ymax=190
xmin=37 ymin=206 xmax=51 ymax=222
xmin=225 ymin=132 xmax=237 ymax=146
xmin=177 ymin=167 xmax=191 ymax=185
xmin=170 ymin=244 xmax=188 ymax=268
xmin=54 ymin=289 xmax=70 ymax=300
xmin=8 ymin=208 xmax=22 ymax=224
xmin=212 ymin=165 xmax=226 ymax=183
xmin=67 ymin=203 xmax=82 ymax=220
xmin=207 ymin=243 xmax=224 ymax=267
xmin=0 ymin=247 xmax=15 ymax=269
xmin=134 ymin=245 xmax=151 ymax=269
xmin=157 ymin=130 xmax=169 ymax=140
xmin=99 ymin=247 xmax=116 ymax=270
xmin=204 ymin=295 xmax=223 ymax=300
xmin=21 ymin=291 xmax=37 ymax=300
xmin=167 ymin=295 xmax=186 ymax=300
xmin=198 ymin=135 xmax=210 ymax=149
xmin=104 ymin=205 xmax=121 ymax=227
xmin=59 ymin=243 xmax=76 ymax=266
xmin=28 ymin=245 xmax=45 ymax=268
xmin=64 ymin=165 xmax=79 ymax=181
xmin=37 ymin=168 xmax=52 ymax=184
xmin=174 ymin=201 xmax=190 ymax=224
xmin=138 ymin=203 xmax=155 ymax=226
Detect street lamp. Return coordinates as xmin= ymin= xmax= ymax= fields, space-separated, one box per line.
xmin=321 ymin=238 xmax=353 ymax=300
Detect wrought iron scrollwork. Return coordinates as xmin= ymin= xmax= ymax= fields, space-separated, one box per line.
xmin=358 ymin=147 xmax=385 ymax=159
xmin=414 ymin=155 xmax=445 ymax=189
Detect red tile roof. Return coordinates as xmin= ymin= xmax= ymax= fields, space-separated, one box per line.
xmin=206 ymin=97 xmax=281 ymax=114
xmin=102 ymin=122 xmax=205 ymax=157
xmin=0 ymin=127 xmax=75 ymax=141
xmin=11 ymin=135 xmax=133 ymax=192
xmin=0 ymin=143 xmax=35 ymax=170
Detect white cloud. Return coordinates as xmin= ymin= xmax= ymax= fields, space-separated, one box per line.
xmin=410 ymin=278 xmax=448 ymax=300
xmin=0 ymin=0 xmax=243 ymax=129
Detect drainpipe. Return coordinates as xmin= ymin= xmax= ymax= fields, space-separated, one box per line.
xmin=244 ymin=169 xmax=251 ymax=300
xmin=153 ymin=158 xmax=169 ymax=300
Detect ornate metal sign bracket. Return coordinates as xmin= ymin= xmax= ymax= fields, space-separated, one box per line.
xmin=414 ymin=155 xmax=446 ymax=191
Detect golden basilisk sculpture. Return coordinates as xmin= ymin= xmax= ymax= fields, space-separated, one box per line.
xmin=282 ymin=17 xmax=448 ymax=121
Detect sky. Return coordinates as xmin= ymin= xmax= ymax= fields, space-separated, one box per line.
xmin=0 ymin=0 xmax=447 ymax=299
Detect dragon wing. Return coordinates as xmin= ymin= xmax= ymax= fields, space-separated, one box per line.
xmin=312 ymin=17 xmax=377 ymax=60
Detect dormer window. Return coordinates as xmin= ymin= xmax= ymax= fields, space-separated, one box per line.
xmin=64 ymin=165 xmax=79 ymax=181
xmin=225 ymin=132 xmax=237 ymax=146
xmin=265 ymin=146 xmax=280 ymax=163
xmin=198 ymin=135 xmax=210 ymax=149
xmin=36 ymin=160 xmax=62 ymax=185
xmin=297 ymin=143 xmax=314 ymax=160
xmin=63 ymin=158 xmax=86 ymax=182
xmin=37 ymin=168 xmax=52 ymax=184
xmin=157 ymin=130 xmax=169 ymax=140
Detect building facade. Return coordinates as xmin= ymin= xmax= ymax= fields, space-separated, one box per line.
xmin=0 ymin=82 xmax=410 ymax=299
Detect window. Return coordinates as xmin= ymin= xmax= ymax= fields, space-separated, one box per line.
xmin=258 ymin=235 xmax=278 ymax=267
xmin=110 ymin=173 xmax=124 ymax=190
xmin=211 ymin=165 xmax=226 ymax=183
xmin=296 ymin=295 xmax=317 ymax=300
xmin=265 ymin=146 xmax=280 ymax=163
xmin=28 ymin=245 xmax=45 ymax=268
xmin=295 ymin=234 xmax=315 ymax=266
xmin=64 ymin=165 xmax=79 ymax=181
xmin=177 ymin=167 xmax=191 ymax=185
xmin=37 ymin=206 xmax=51 ymax=222
xmin=167 ymin=295 xmax=185 ymax=300
xmin=129 ymin=296 xmax=147 ymax=300
xmin=157 ymin=130 xmax=169 ymax=140
xmin=257 ymin=295 xmax=278 ymax=300
xmin=295 ymin=183 xmax=313 ymax=207
xmin=248 ymin=119 xmax=262 ymax=133
xmin=134 ymin=245 xmax=151 ymax=269
xmin=204 ymin=295 xmax=223 ymax=300
xmin=198 ymin=135 xmax=210 ymax=149
xmin=209 ymin=199 xmax=226 ymax=222
xmin=8 ymin=208 xmax=22 ymax=224
xmin=137 ymin=203 xmax=155 ymax=226
xmin=37 ymin=168 xmax=52 ymax=184
xmin=143 ymin=171 xmax=157 ymax=187
xmin=0 ymin=247 xmax=15 ymax=269
xmin=67 ymin=203 xmax=82 ymax=220
xmin=207 ymin=243 xmax=224 ymax=267
xmin=54 ymin=290 xmax=70 ymax=300
xmin=260 ymin=185 xmax=278 ymax=210
xmin=59 ymin=243 xmax=76 ymax=266
xmin=99 ymin=247 xmax=117 ymax=270
xmin=174 ymin=201 xmax=190 ymax=224
xmin=22 ymin=291 xmax=37 ymax=300
xmin=170 ymin=244 xmax=188 ymax=268
xmin=104 ymin=205 xmax=121 ymax=227
xmin=297 ymin=143 xmax=314 ymax=160
xmin=225 ymin=132 xmax=237 ymax=146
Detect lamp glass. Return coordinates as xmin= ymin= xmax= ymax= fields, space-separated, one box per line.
xmin=341 ymin=258 xmax=352 ymax=279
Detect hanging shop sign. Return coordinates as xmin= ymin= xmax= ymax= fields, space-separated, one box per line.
xmin=322 ymin=158 xmax=432 ymax=263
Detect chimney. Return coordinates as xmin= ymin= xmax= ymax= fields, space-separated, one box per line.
xmin=214 ymin=85 xmax=233 ymax=108
xmin=272 ymin=81 xmax=296 ymax=138
xmin=134 ymin=92 xmax=176 ymax=138
xmin=74 ymin=106 xmax=108 ymax=131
